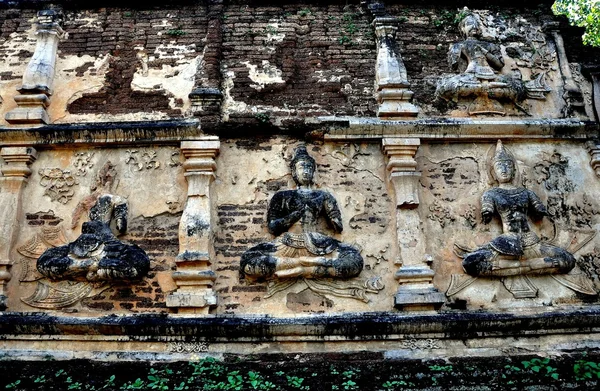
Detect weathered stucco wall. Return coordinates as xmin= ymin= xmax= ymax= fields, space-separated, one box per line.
xmin=1 ymin=1 xmax=598 ymax=127
xmin=1 ymin=0 xmax=600 ymax=374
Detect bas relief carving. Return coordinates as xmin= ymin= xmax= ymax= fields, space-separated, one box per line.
xmin=450 ymin=140 xmax=596 ymax=299
xmin=240 ymin=146 xmax=363 ymax=281
xmin=436 ymin=9 xmax=550 ymax=115
xmin=37 ymin=194 xmax=149 ymax=282
xmin=240 ymin=146 xmax=382 ymax=302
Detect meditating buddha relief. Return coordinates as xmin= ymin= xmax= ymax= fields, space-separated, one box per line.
xmin=240 ymin=145 xmax=363 ymax=281
xmin=449 ymin=140 xmax=596 ymax=300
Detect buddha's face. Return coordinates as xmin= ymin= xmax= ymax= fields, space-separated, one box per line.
xmin=493 ymin=160 xmax=515 ymax=183
xmin=293 ymin=160 xmax=315 ymax=186
xmin=461 ymin=15 xmax=482 ymax=38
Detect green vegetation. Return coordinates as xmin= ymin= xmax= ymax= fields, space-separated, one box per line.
xmin=553 ymin=0 xmax=600 ymax=46
xmin=298 ymin=8 xmax=312 ymax=17
xmin=3 ymin=355 xmax=600 ymax=390
xmin=338 ymin=12 xmax=360 ymax=45
xmin=166 ymin=27 xmax=186 ymax=37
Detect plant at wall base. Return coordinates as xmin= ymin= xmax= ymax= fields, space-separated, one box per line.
xmin=522 ymin=358 xmax=559 ymax=380
xmin=147 ymin=368 xmax=172 ymax=390
xmin=553 ymin=0 xmax=600 ymax=46
xmin=4 ymin=380 xmax=20 ymax=389
xmin=573 ymin=358 xmax=600 ymax=380
xmin=119 ymin=378 xmax=145 ymax=390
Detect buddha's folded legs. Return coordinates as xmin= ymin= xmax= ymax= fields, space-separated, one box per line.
xmin=462 ymin=243 xmax=576 ymax=277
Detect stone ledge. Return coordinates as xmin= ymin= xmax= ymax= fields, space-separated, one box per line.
xmin=320 ymin=117 xmax=598 ymax=141
xmin=0 ymin=119 xmax=201 ymax=147
xmin=2 ymin=307 xmax=600 ymax=341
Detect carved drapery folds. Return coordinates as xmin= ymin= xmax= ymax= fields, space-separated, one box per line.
xmin=374 ymin=17 xmax=419 ymax=117
xmin=5 ymin=8 xmax=67 ymax=125
xmin=382 ymin=138 xmax=445 ymax=310
xmin=167 ymin=138 xmax=220 ymax=314
xmin=0 ymin=147 xmax=37 ymax=309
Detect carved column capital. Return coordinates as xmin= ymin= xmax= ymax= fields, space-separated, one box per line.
xmin=1 ymin=147 xmax=38 ymax=178
xmin=167 ymin=137 xmax=220 ymax=314
xmin=382 ymin=138 xmax=420 ymax=207
xmin=374 ymin=19 xmax=398 ymax=38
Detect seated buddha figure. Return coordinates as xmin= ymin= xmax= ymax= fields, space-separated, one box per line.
xmin=240 ymin=146 xmax=363 ymax=280
xmin=435 ymin=10 xmax=532 ymax=114
xmin=459 ymin=140 xmax=575 ymax=277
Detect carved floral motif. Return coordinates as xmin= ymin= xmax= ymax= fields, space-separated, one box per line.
xmin=39 ymin=168 xmax=78 ymax=204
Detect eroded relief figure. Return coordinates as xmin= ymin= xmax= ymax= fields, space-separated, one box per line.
xmin=436 ymin=9 xmax=548 ymax=115
xmin=240 ymin=146 xmax=363 ymax=280
xmin=37 ymin=194 xmax=150 ymax=281
xmin=456 ymin=140 xmax=575 ymax=277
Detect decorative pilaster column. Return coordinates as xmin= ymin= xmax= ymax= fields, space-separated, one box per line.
xmin=544 ymin=22 xmax=584 ymax=114
xmin=166 ymin=137 xmax=219 ymax=314
xmin=5 ymin=9 xmax=66 ymax=125
xmin=0 ymin=147 xmax=37 ymax=310
xmin=587 ymin=141 xmax=600 ymax=177
xmin=382 ymin=138 xmax=445 ymax=311
xmin=374 ymin=17 xmax=418 ymax=118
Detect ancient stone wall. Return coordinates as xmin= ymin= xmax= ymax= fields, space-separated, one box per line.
xmin=1 ymin=0 xmax=600 ymax=376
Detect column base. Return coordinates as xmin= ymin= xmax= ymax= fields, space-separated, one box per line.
xmin=394 ymin=287 xmax=446 ymax=311
xmin=5 ymin=107 xmax=50 ymax=125
xmin=166 ymin=290 xmax=217 ymax=310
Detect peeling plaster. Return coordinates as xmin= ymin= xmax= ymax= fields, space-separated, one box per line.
xmin=151 ymin=43 xmax=196 ymax=61
xmin=314 ymin=69 xmax=346 ymax=83
xmin=131 ymin=55 xmax=200 ymax=112
xmin=243 ymin=60 xmax=284 ymax=90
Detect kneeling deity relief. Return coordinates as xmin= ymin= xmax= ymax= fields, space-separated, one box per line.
xmin=240 ymin=146 xmax=383 ymax=302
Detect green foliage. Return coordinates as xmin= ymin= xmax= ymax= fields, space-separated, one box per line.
xmin=432 ymin=10 xmax=458 ymax=28
xmin=286 ymin=375 xmax=308 ymax=389
xmin=429 ymin=364 xmax=453 ymax=372
xmin=553 ymin=0 xmax=600 ymax=46
xmin=254 ymin=112 xmax=271 ymax=124
xmin=573 ymin=358 xmax=600 ymax=380
xmin=147 ymin=368 xmax=172 ymax=390
xmin=381 ymin=379 xmax=407 ymax=389
xmin=4 ymin=380 xmax=20 ymax=389
xmin=120 ymin=378 xmax=145 ymax=390
xmin=521 ymin=358 xmax=560 ymax=380
xmin=298 ymin=8 xmax=312 ymax=17
xmin=166 ymin=28 xmax=186 ymax=37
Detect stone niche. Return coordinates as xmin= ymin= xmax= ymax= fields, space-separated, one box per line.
xmin=213 ymin=139 xmax=397 ymax=314
xmin=10 ymin=146 xmax=186 ymax=313
xmin=420 ymin=141 xmax=600 ymax=310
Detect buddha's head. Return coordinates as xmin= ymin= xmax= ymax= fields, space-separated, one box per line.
xmin=491 ymin=140 xmax=516 ymax=184
xmin=458 ymin=9 xmax=482 ymax=38
xmin=290 ymin=145 xmax=316 ymax=186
